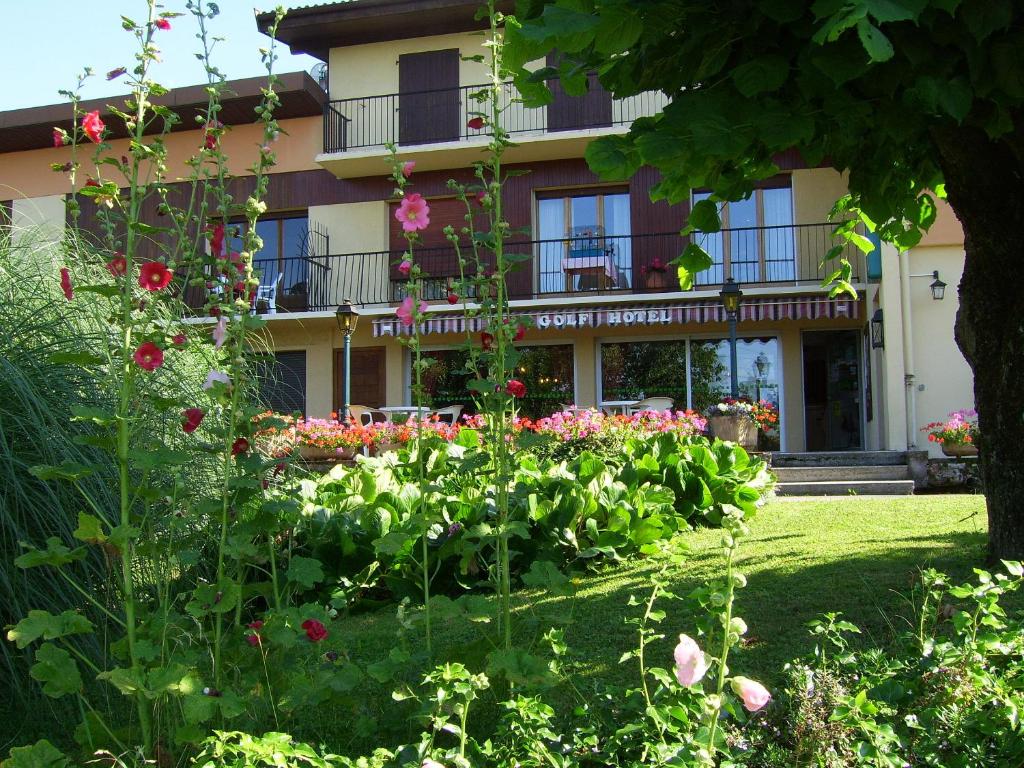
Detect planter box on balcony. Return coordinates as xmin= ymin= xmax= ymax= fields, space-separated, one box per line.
xmin=709 ymin=415 xmax=758 ymax=450
xmin=941 ymin=443 xmax=978 ymax=458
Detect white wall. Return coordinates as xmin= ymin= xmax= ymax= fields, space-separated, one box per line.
xmin=11 ymin=195 xmax=65 ymax=246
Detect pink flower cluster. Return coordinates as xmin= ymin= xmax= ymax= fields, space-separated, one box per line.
xmin=922 ymin=408 xmax=978 ymax=445
xmin=530 ymin=408 xmax=707 ymax=442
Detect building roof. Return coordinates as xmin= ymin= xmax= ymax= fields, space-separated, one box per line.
xmin=258 ymin=0 xmax=514 ymax=60
xmin=0 ymin=71 xmax=326 ymax=155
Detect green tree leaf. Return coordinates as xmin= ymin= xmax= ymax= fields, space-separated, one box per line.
xmin=731 ymin=55 xmax=790 ymax=96
xmin=688 ymin=199 xmax=722 ymax=233
xmin=676 ymin=243 xmax=714 ymax=290
xmin=856 ymin=19 xmax=894 ymax=62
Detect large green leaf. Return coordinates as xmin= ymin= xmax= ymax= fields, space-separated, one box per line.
xmin=14 ymin=538 xmax=86 ymax=569
xmin=7 ymin=611 xmax=94 ymax=649
xmin=1 ymin=740 xmax=70 ymax=768
xmin=30 ymin=643 xmax=82 ymax=698
xmin=731 ymin=55 xmax=790 ymax=97
xmin=287 ymin=556 xmax=325 ymax=589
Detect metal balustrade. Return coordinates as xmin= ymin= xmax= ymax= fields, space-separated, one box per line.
xmin=322 ymin=81 xmax=668 ymax=153
xmin=184 ymin=224 xmax=869 ymax=313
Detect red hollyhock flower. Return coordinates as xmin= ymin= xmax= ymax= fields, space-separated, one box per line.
xmin=84 ymin=179 xmax=100 ymax=188
xmin=139 ymin=261 xmax=172 ymax=291
xmin=506 ymin=379 xmax=526 ymax=398
xmin=481 ymin=332 xmax=494 ymax=350
xmin=154 ymin=18 xmax=171 ymax=30
xmin=475 ymin=190 xmax=487 ymax=205
xmin=203 ymin=121 xmax=222 ymax=150
xmin=182 ymin=408 xmax=205 ymax=433
xmin=209 ymin=222 xmax=225 ymax=257
xmin=246 ymin=620 xmax=264 ymax=647
xmin=59 ymin=268 xmax=74 ymax=301
xmin=52 ymin=129 xmax=64 ymax=147
xmin=82 ymin=111 xmax=105 ymax=144
xmin=231 ymin=437 xmax=250 ymax=456
xmin=513 ymin=324 xmax=525 ymax=342
xmin=467 ymin=116 xmax=485 ymax=130
xmin=209 ymin=306 xmax=221 ymax=318
xmin=447 ymin=292 xmax=459 ymax=305
xmin=133 ymin=342 xmax=164 ymax=371
xmin=301 ymin=619 xmax=328 ymax=643
xmin=106 ymin=252 xmax=127 ymax=276
xmin=172 ymin=333 xmax=186 ymax=347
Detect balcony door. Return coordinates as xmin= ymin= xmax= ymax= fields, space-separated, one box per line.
xmin=546 ymin=53 xmax=612 ymax=132
xmin=692 ymin=185 xmax=795 ymax=285
xmin=335 ymin=347 xmax=386 ymax=410
xmin=398 ymin=49 xmax=460 ymax=146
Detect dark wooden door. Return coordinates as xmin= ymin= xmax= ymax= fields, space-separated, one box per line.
xmin=335 ymin=346 xmax=387 ymax=409
xmin=546 ymin=53 xmax=612 ymax=132
xmin=399 ymin=49 xmax=460 ymax=145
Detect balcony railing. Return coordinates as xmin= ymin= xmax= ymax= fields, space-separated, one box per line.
xmin=184 ymin=224 xmax=868 ymax=313
xmin=322 ymin=81 xmax=668 ymax=154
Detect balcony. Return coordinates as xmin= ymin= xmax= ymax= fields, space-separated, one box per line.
xmin=319 ymin=82 xmax=668 ymax=177
xmin=186 ymin=224 xmax=868 ymax=314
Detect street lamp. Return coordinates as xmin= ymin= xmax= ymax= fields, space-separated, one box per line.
xmin=929 ymin=271 xmax=946 ymax=301
xmin=335 ymin=299 xmax=359 ymax=423
xmin=719 ymin=278 xmax=743 ymax=398
xmin=753 ymin=351 xmax=770 ymax=402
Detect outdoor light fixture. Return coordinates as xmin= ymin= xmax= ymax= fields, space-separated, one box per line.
xmin=719 ymin=278 xmax=744 ymax=398
xmin=336 ymin=300 xmax=359 ymax=422
xmin=870 ymin=308 xmax=885 ymax=349
xmin=754 ymin=352 xmax=770 ymax=378
xmin=929 ymin=271 xmax=947 ymax=301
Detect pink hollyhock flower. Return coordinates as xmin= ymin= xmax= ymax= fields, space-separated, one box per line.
xmin=673 ymin=634 xmax=708 ymax=687
xmin=467 ymin=116 xmax=485 ymax=130
xmin=475 ymin=190 xmax=487 ymax=205
xmin=212 ymin=316 xmax=228 ymax=349
xmin=301 ymin=619 xmax=328 ymax=642
xmin=231 ymin=437 xmax=249 ymax=456
xmin=172 ymin=333 xmax=186 ymax=347
xmin=59 ymin=268 xmax=74 ymax=301
xmin=133 ymin=342 xmax=164 ymax=371
xmin=154 ymin=18 xmax=171 ymax=30
xmin=53 ymin=129 xmax=64 ymax=147
xmin=82 ymin=111 xmax=105 ymax=144
xmin=422 ymin=761 xmax=446 ymax=768
xmin=182 ymin=408 xmax=205 ymax=433
xmin=106 ymin=252 xmax=127 ymax=277
xmin=731 ymin=676 xmax=771 ymax=712
xmin=395 ymin=193 xmax=430 ymax=232
xmin=398 ymin=259 xmax=412 ymax=276
xmin=203 ymin=370 xmax=231 ymax=391
xmin=506 ymin=379 xmax=526 ymax=398
xmin=402 ymin=161 xmax=415 ymax=177
xmin=395 ymin=296 xmax=427 ymax=328
xmin=447 ymin=291 xmax=459 ymax=305
xmin=139 ymin=261 xmax=173 ymax=291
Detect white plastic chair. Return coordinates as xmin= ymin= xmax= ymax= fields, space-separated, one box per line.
xmin=627 ymin=396 xmax=674 ymax=415
xmin=253 ymin=272 xmax=283 ymax=315
xmin=430 ymin=404 xmax=464 ymax=425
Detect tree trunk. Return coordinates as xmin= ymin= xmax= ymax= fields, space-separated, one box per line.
xmin=933 ymin=123 xmax=1024 ymax=561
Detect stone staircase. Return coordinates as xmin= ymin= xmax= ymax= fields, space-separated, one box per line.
xmin=770 ymin=451 xmax=917 ymax=496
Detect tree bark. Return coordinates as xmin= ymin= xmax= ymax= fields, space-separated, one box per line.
xmin=933 ymin=122 xmax=1024 ymax=561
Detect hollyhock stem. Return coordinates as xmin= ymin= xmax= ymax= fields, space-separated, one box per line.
xmin=706 ymin=544 xmax=736 ymax=756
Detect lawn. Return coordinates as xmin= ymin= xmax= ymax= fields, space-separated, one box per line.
xmin=0 ymin=494 xmax=996 ymax=754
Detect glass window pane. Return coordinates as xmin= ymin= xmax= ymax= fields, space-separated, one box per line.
xmin=420 ymin=349 xmax=475 ymax=414
xmin=762 ymin=188 xmax=795 ymax=281
xmin=728 ymin=196 xmax=759 ymax=282
xmin=538 ymin=198 xmax=565 ymax=293
xmin=688 ymin=339 xmax=731 ymax=413
xmin=512 ymin=344 xmax=575 ymax=418
xmin=689 ymin=337 xmax=779 ymax=412
xmin=570 ymin=195 xmax=599 ymax=233
xmin=604 ymin=193 xmax=632 ymax=288
xmin=281 ymin=217 xmax=309 ymax=293
xmin=600 ymin=340 xmax=687 ymax=407
xmin=252 ymin=220 xmax=279 ymax=289
xmin=693 ymin=192 xmax=723 ymax=286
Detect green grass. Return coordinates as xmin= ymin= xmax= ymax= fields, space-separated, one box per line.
xmin=296 ymin=494 xmax=997 ymax=751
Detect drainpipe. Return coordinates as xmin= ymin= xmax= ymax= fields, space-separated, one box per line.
xmin=899 ymin=249 xmax=917 ymax=448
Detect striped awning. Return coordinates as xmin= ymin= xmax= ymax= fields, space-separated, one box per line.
xmin=372 ymin=295 xmax=860 ymax=337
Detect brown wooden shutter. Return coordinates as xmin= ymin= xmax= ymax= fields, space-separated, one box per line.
xmin=546 ymin=53 xmax=612 ymax=132
xmin=335 ymin=347 xmax=387 ymax=409
xmin=398 ymin=49 xmax=461 ymax=145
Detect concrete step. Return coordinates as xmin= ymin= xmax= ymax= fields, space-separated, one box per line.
xmin=773 ymin=465 xmax=909 ymax=483
xmin=775 ymin=479 xmax=916 ymax=496
xmin=771 ymin=450 xmax=907 ymax=468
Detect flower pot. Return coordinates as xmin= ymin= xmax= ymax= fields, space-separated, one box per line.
xmin=298 ymin=445 xmax=355 ymax=461
xmin=374 ymin=441 xmax=403 ymax=455
xmin=709 ymin=414 xmax=758 ymax=450
xmin=941 ymin=442 xmax=978 ymax=458
xmin=645 ymin=271 xmax=668 ymax=291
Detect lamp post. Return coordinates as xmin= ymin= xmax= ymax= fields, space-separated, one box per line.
xmin=720 ymin=278 xmax=743 ymax=398
xmin=753 ymin=351 xmax=770 ymax=402
xmin=335 ymin=299 xmax=358 ymax=423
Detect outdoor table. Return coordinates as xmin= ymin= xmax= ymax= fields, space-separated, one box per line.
xmin=599 ymin=400 xmax=639 ymax=415
xmin=377 ymin=406 xmax=431 ymax=422
xmin=561 ymin=253 xmax=619 ymax=292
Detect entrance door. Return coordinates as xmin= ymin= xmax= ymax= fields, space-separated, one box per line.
xmin=335 ymin=347 xmax=386 ymax=410
xmin=802 ymin=331 xmax=862 ymax=451
xmin=398 ymin=49 xmax=460 ymax=146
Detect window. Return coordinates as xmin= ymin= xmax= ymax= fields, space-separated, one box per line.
xmin=693 ymin=185 xmax=794 ymax=285
xmin=599 ymin=337 xmax=780 ymax=413
xmin=415 ymin=344 xmax=575 ymax=419
xmin=258 ymin=351 xmax=307 ymax=416
xmin=537 ymin=190 xmax=632 ymax=293
xmin=228 ymin=215 xmax=311 ymax=308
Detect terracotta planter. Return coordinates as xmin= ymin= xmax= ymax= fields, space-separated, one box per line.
xmin=941 ymin=442 xmax=978 ymax=458
xmin=374 ymin=441 xmax=403 ymax=455
xmin=645 ymin=271 xmax=668 ymax=290
xmin=709 ymin=414 xmax=758 ymax=450
xmin=298 ymin=445 xmax=355 ymax=461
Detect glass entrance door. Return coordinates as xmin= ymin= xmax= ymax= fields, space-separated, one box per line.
xmin=802 ymin=330 xmax=862 ymax=451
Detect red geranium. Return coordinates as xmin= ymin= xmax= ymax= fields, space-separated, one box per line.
xmin=106 ymin=252 xmax=127 ymax=277
xmin=231 ymin=437 xmax=250 ymax=456
xmin=139 ymin=261 xmax=173 ymax=291
xmin=82 ymin=111 xmax=105 ymax=144
xmin=182 ymin=408 xmax=205 ymax=433
xmin=506 ymin=379 xmax=527 ymax=398
xmin=133 ymin=342 xmax=164 ymax=371
xmin=301 ymin=619 xmax=328 ymax=643
xmin=59 ymin=268 xmax=74 ymax=301
xmin=467 ymin=116 xmax=485 ymax=130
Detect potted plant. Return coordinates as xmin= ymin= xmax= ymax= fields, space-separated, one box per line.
xmin=641 ymin=257 xmax=669 ymax=290
xmin=750 ymin=400 xmax=781 ymax=451
xmin=294 ymin=416 xmax=361 ymax=461
xmin=706 ymin=398 xmax=759 ymax=450
xmin=923 ymin=409 xmax=979 ymax=457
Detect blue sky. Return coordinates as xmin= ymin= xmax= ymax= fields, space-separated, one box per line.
xmin=0 ymin=2 xmax=321 ymax=111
